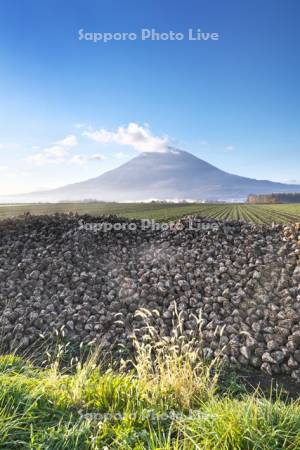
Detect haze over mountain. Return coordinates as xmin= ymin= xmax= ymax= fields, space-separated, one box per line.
xmin=2 ymin=149 xmax=300 ymax=203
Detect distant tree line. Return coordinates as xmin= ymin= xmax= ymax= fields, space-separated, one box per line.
xmin=247 ymin=193 xmax=300 ymax=204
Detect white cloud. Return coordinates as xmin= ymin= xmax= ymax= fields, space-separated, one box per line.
xmin=70 ymin=155 xmax=86 ymax=165
xmin=0 ymin=165 xmax=8 ymax=171
xmin=70 ymin=153 xmax=105 ymax=165
xmin=89 ymin=154 xmax=105 ymax=161
xmin=28 ymin=134 xmax=79 ymax=165
xmin=225 ymin=145 xmax=235 ymax=151
xmin=0 ymin=144 xmax=3 ymax=149
xmin=27 ymin=152 xmax=65 ymax=166
xmin=55 ymin=135 xmax=78 ymax=147
xmin=83 ymin=122 xmax=170 ymax=153
xmin=44 ymin=145 xmax=68 ymax=158
xmin=27 ymin=153 xmax=46 ymax=165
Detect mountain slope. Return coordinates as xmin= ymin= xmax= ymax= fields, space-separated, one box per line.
xmin=4 ymin=149 xmax=300 ymax=202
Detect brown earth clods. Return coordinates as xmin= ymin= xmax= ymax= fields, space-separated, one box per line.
xmin=0 ymin=214 xmax=299 ymax=380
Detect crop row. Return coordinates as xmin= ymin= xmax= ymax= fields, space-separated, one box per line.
xmin=1 ymin=202 xmax=300 ymax=224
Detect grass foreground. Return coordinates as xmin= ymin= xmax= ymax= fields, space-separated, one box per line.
xmin=1 ymin=331 xmax=300 ymax=450
xmin=1 ymin=356 xmax=300 ymax=450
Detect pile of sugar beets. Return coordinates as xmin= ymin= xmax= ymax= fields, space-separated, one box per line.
xmin=0 ymin=213 xmax=299 ymax=379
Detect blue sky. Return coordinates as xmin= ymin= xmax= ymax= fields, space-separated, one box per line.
xmin=0 ymin=0 xmax=299 ymax=194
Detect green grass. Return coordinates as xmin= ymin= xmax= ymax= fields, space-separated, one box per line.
xmin=1 ymin=310 xmax=300 ymax=450
xmin=1 ymin=202 xmax=300 ymax=224
xmin=1 ymin=353 xmax=300 ymax=449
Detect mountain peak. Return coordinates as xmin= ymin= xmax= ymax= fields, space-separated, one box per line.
xmin=3 ymin=149 xmax=300 ymax=203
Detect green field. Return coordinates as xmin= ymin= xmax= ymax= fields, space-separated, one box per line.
xmin=1 ymin=202 xmax=300 ymax=224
